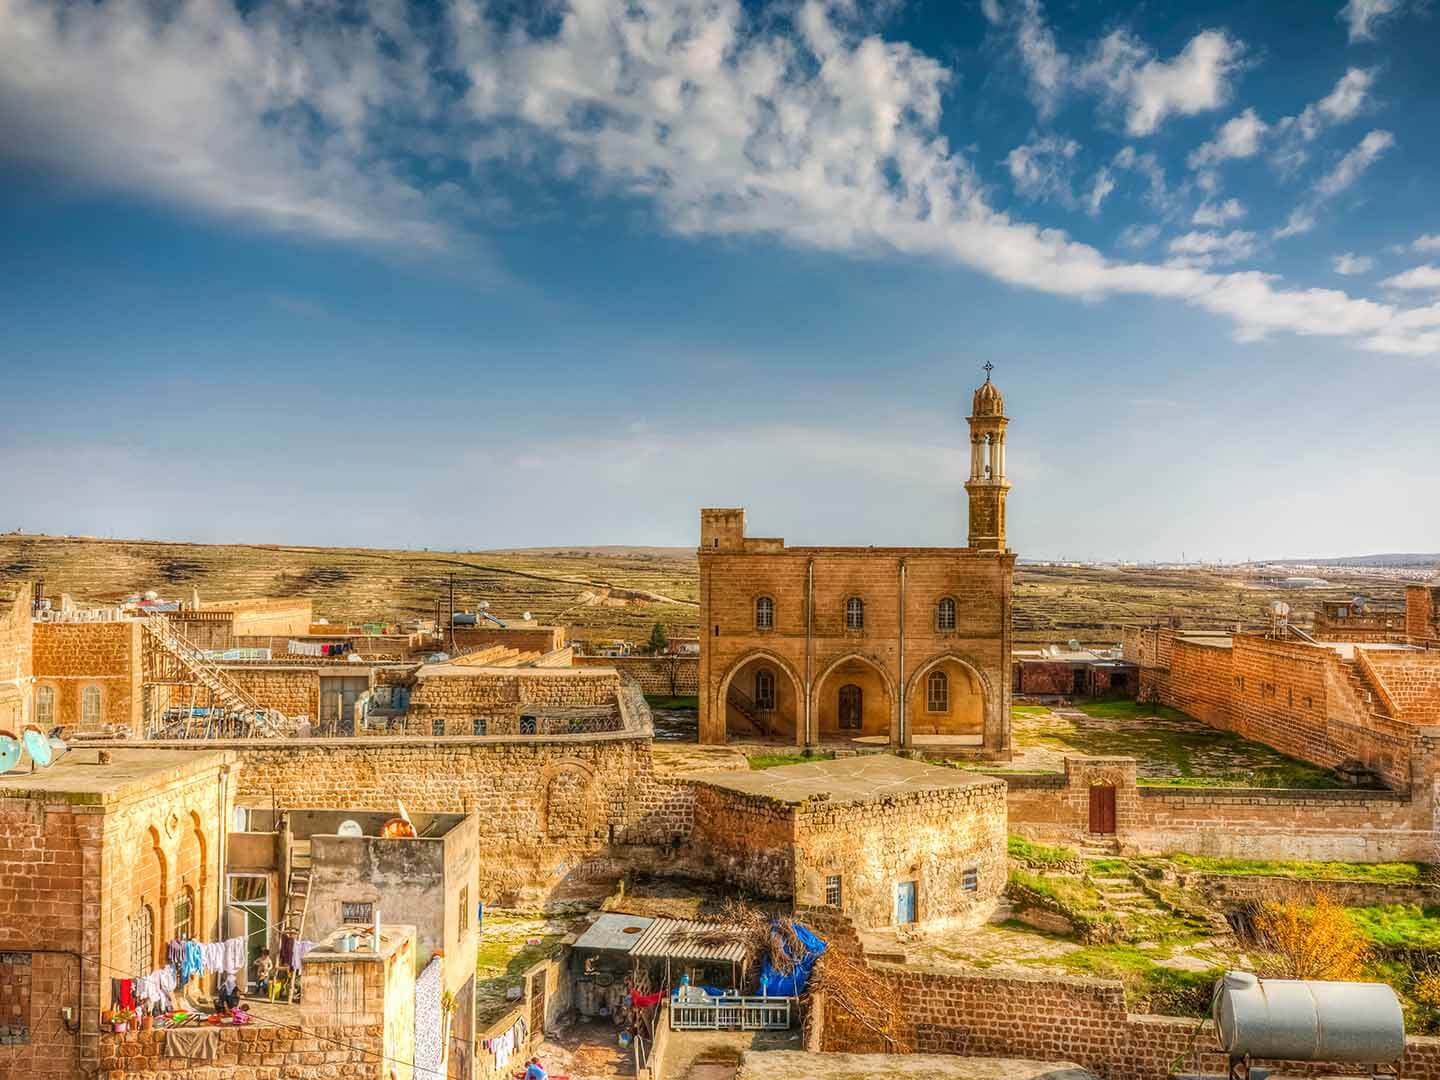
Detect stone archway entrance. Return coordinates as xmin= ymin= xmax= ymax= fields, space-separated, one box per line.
xmin=907 ymin=656 xmax=987 ymax=741
xmin=814 ymin=656 xmax=893 ymax=742
xmin=719 ymin=653 xmax=802 ymax=742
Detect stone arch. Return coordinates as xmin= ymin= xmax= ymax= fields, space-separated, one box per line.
xmin=183 ymin=810 xmax=208 ymax=933
xmin=905 ymin=652 xmax=993 ymax=740
xmin=716 ymin=649 xmax=805 ymax=742
xmin=145 ymin=825 xmax=169 ymax=943
xmin=812 ymin=652 xmax=895 ymax=740
xmin=538 ymin=759 xmax=599 ymax=842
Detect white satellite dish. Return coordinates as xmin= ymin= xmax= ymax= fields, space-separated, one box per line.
xmin=522 ymin=612 xmax=532 ymax=622
xmin=337 ymin=820 xmax=363 ymax=838
xmin=0 ymin=731 xmax=21 ymax=774
xmin=1352 ymin=596 xmax=1368 ymax=613
xmin=1270 ymin=600 xmax=1291 ymax=617
xmin=1067 ymin=638 xmax=1082 ymax=652
xmin=478 ymin=601 xmax=491 ymax=611
xmin=21 ymin=727 xmax=60 ymax=768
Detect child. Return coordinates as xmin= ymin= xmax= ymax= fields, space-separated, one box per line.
xmin=253 ymin=948 xmax=274 ymax=997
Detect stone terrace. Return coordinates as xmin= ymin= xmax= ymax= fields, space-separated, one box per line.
xmin=688 ymin=754 xmax=997 ymax=805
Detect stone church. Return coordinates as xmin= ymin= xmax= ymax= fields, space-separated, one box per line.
xmin=697 ymin=368 xmax=1015 ymax=756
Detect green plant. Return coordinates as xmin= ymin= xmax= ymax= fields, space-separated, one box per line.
xmin=1007 ymin=835 xmax=1081 ymax=871
xmin=1253 ymin=894 xmax=1369 ymax=980
xmin=648 ymin=622 xmax=669 ymax=654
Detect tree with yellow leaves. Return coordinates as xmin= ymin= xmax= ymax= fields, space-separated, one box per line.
xmin=1252 ymin=893 xmax=1369 ymax=981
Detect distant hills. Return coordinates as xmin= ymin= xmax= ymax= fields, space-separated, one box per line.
xmin=1253 ymin=553 xmax=1440 ymax=568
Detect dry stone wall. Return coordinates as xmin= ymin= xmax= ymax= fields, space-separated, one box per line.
xmin=573 ymin=655 xmax=699 ymax=694
xmin=32 ymin=622 xmax=142 ymax=733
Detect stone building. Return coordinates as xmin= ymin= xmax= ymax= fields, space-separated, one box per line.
xmin=697 ymin=369 xmax=1015 ymax=754
xmin=0 ymin=747 xmax=232 ymax=1079
xmin=686 ymin=756 xmax=1008 ymax=932
xmin=0 ymin=580 xmax=33 ymax=730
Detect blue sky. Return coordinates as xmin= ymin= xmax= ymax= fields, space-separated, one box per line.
xmin=1 ymin=0 xmax=1438 ymax=562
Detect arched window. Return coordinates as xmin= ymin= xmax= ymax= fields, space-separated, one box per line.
xmin=845 ymin=597 xmax=864 ymax=631
xmin=174 ymin=887 xmax=194 ymax=942
xmin=927 ymin=670 xmax=949 ymax=713
xmin=936 ymin=597 xmax=957 ymax=631
xmin=129 ymin=905 xmax=154 ymax=977
xmin=755 ymin=669 xmax=776 ymax=711
xmin=755 ymin=596 xmax=775 ymax=630
xmin=81 ymin=685 xmax=102 ymax=727
xmin=838 ymin=684 xmax=863 ymax=729
xmin=34 ymin=685 xmax=55 ymax=727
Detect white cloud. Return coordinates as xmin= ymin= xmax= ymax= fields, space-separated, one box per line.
xmin=1332 ymin=253 xmax=1375 ymax=274
xmin=1111 ymin=146 xmax=1181 ymax=214
xmin=1118 ymin=224 xmax=1161 ymax=250
xmin=1189 ymin=108 xmax=1268 ymax=168
xmin=1193 ymin=199 xmax=1246 ymax=227
xmin=1084 ymin=169 xmax=1115 ymax=217
xmin=3 ymin=0 xmax=1437 ymax=358
xmin=1006 ymin=134 xmax=1080 ymax=204
xmin=1340 ymin=0 xmax=1405 ymax=41
xmin=1269 ymin=67 xmax=1377 ymax=173
xmin=1381 ymin=265 xmax=1440 ymax=291
xmin=0 ymin=0 xmax=451 ymax=248
xmin=1081 ymin=29 xmax=1245 ymax=136
xmin=1316 ymin=129 xmax=1395 ymax=197
xmin=1413 ymin=235 xmax=1440 ymax=253
xmin=1168 ymin=230 xmax=1259 ymax=266
xmin=1273 ymin=209 xmax=1317 ymax=239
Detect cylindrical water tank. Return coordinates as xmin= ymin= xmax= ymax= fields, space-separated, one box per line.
xmin=1214 ymin=971 xmax=1405 ymax=1063
xmin=450 ymin=612 xmax=479 ymax=626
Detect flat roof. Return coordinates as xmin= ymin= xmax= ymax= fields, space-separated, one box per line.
xmin=737 ymin=1052 xmax=1095 ymax=1080
xmin=0 ymin=747 xmax=229 ymax=804
xmin=1326 ymin=642 xmax=1422 ymax=660
xmin=629 ymin=917 xmax=750 ymax=964
xmin=691 ymin=754 xmax=999 ymax=806
xmin=415 ymin=662 xmax=613 ymax=678
xmin=572 ymin=913 xmax=655 ymax=952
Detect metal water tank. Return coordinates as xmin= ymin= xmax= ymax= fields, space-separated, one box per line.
xmin=1214 ymin=971 xmax=1405 ymax=1064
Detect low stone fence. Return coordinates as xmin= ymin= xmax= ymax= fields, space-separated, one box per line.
xmin=573 ymin=655 xmax=699 ymax=695
xmin=1000 ymin=755 xmax=1435 ymax=863
xmin=1185 ymin=872 xmax=1440 ymax=909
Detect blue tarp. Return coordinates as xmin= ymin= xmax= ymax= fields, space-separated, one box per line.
xmin=759 ymin=922 xmax=827 ymax=997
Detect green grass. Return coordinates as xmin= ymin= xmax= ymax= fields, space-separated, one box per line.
xmin=747 ymin=751 xmax=836 ymax=770
xmin=645 ymin=694 xmax=699 ymax=710
xmin=1008 ymin=835 xmax=1080 ymax=870
xmin=474 ymin=921 xmax=571 ymax=1027
xmin=1013 ymin=700 xmax=1349 ymax=789
xmin=1011 ymin=705 xmax=1052 ymax=716
xmin=1169 ymin=854 xmax=1428 ymax=884
xmin=1051 ymin=945 xmax=1220 ymax=1016
xmin=1348 ymin=905 xmax=1440 ymax=950
xmin=1009 ymin=868 xmax=1107 ymax=920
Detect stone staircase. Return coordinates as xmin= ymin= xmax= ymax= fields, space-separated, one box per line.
xmin=142 ymin=612 xmax=287 ymax=736
xmin=726 ymin=684 xmax=773 ymax=737
xmin=1340 ymin=657 xmax=1392 ymax=719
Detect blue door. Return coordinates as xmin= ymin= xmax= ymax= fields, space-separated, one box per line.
xmin=895 ymin=881 xmax=917 ymax=925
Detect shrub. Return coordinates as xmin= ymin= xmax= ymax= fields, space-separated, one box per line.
xmin=1253 ymin=894 xmax=1369 ymax=981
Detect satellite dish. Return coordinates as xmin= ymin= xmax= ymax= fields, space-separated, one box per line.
xmin=478 ymin=601 xmax=490 ymax=611
xmin=144 ymin=590 xmax=159 ymax=601
xmin=22 ymin=727 xmax=53 ymax=768
xmin=0 ymin=731 xmax=21 ymax=774
xmin=1270 ymin=600 xmax=1291 ymax=617
xmin=1067 ymin=638 xmax=1082 ymax=652
xmin=337 ymin=819 xmax=363 ymax=838
xmin=523 ymin=612 xmax=532 ymax=622
xmin=1352 ymin=596 xmax=1368 ymax=613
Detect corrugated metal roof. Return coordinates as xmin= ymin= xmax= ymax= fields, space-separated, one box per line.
xmin=572 ymin=913 xmax=654 ymax=953
xmin=628 ymin=918 xmax=750 ymax=964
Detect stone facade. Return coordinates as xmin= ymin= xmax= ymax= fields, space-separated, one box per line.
xmin=688 ymin=757 xmax=1008 ymax=931
xmin=697 ymin=375 xmax=1015 ymax=754
xmin=0 ymin=748 xmax=231 ymax=1080
xmin=1408 ymin=584 xmax=1440 ymax=644
xmin=572 ymin=655 xmax=699 ymax=696
xmin=31 ymin=622 xmax=144 ymax=734
xmin=0 ymin=580 xmax=33 ymax=730
xmin=198 ymin=597 xmax=313 ymax=637
xmin=404 ymin=665 xmax=623 ymax=736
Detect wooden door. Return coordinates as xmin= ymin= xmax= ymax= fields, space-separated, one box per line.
xmin=838 ymin=684 xmax=863 ymax=730
xmin=1088 ymin=785 xmax=1117 ymax=835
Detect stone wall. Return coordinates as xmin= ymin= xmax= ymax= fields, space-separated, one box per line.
xmin=1188 ymin=873 xmax=1440 ymax=909
xmin=1003 ymin=755 xmax=1435 ymax=862
xmin=793 ymin=777 xmax=1008 ymax=932
xmin=1408 ymin=586 xmax=1440 ymax=645
xmin=98 ymin=1024 xmax=386 ymax=1079
xmin=199 ymin=597 xmax=313 ymax=637
xmin=223 ymin=665 xmax=324 ymax=718
xmin=687 ymin=785 xmax=797 ymax=897
xmin=405 ymin=667 xmax=623 ymax=736
xmin=811 ymin=913 xmax=1440 ymax=1079
xmin=1365 ymin=650 xmax=1440 ymax=724
xmin=32 ymin=621 xmax=143 ymax=733
xmin=573 ymin=655 xmax=699 ymax=695
xmin=0 ymin=581 xmax=32 ymax=729
xmin=449 ymin=625 xmax=566 ymax=655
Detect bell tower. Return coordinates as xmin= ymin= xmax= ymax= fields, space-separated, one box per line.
xmin=965 ymin=362 xmax=1010 ymax=551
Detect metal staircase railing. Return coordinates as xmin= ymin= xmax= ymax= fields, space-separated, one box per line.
xmin=142 ymin=612 xmax=286 ymax=736
xmin=726 ymin=684 xmax=771 ymax=736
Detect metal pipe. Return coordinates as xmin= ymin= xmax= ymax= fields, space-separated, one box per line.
xmin=804 ymin=559 xmax=814 ymax=749
xmin=898 ymin=559 xmax=907 ymax=749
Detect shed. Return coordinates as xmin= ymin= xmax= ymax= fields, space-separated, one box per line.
xmin=629 ymin=918 xmax=751 ymax=992
xmin=573 ymin=913 xmax=654 ymax=954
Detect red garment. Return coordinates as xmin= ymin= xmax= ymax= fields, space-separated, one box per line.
xmin=628 ymin=990 xmax=664 ymax=1009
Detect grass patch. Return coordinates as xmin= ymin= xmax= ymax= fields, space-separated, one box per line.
xmin=1012 ymin=705 xmax=1052 ymax=716
xmin=1009 ymin=868 xmax=1107 ymax=920
xmin=474 ymin=913 xmax=578 ymax=1028
xmin=1053 ymin=945 xmax=1220 ymax=1016
xmin=747 ymin=751 xmax=835 ymax=770
xmin=1008 ymin=835 xmax=1080 ymax=870
xmin=645 ymin=694 xmax=699 ymax=710
xmin=1348 ymin=905 xmax=1440 ymax=950
xmin=1170 ymin=854 xmax=1427 ymax=884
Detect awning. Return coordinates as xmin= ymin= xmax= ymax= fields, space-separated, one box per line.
xmin=572 ymin=913 xmax=654 ymax=953
xmin=628 ymin=919 xmax=750 ymax=965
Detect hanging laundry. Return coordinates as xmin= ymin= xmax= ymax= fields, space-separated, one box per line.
xmin=223 ymin=936 xmax=245 ymax=974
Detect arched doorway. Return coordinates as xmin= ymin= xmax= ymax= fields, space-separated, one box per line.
xmin=814 ymin=655 xmax=893 ymax=741
xmin=718 ymin=653 xmax=802 ymax=742
xmin=907 ymin=656 xmax=987 ymax=740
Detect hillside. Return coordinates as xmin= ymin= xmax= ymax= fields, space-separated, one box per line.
xmin=0 ymin=534 xmax=1415 ymax=645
